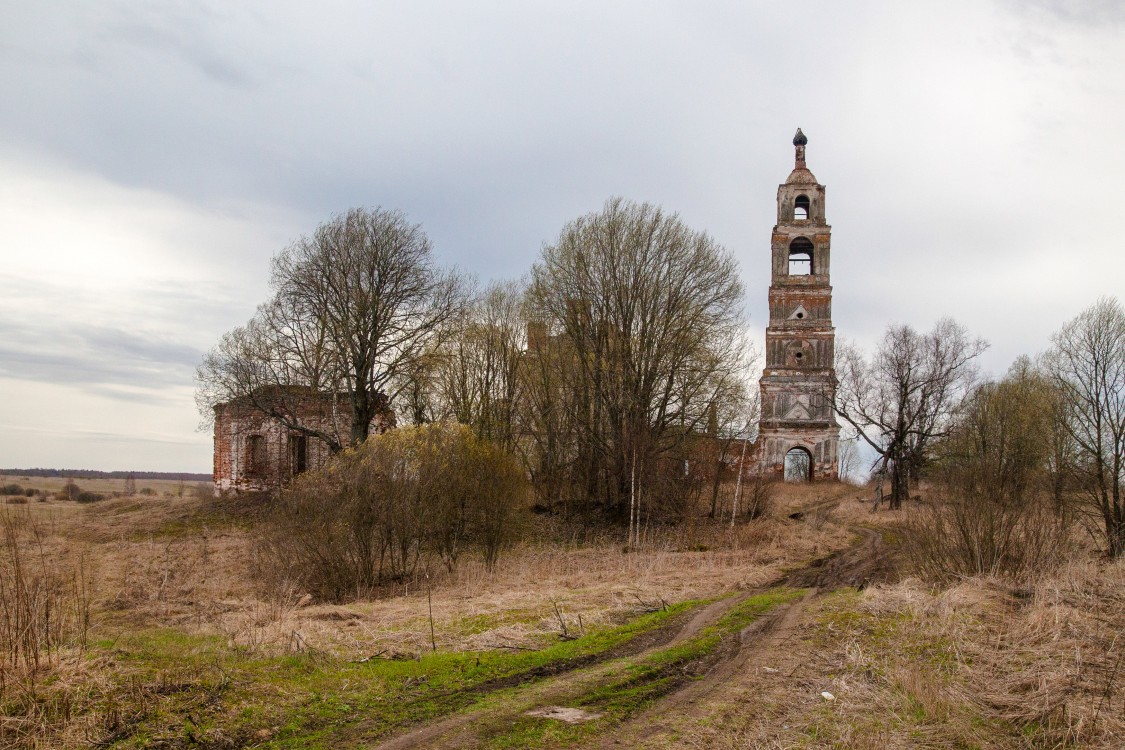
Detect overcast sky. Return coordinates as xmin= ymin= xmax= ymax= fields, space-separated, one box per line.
xmin=1 ymin=1 xmax=1122 ymax=473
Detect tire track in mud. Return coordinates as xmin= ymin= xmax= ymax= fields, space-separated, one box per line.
xmin=582 ymin=589 xmax=817 ymax=750
xmin=580 ymin=523 xmax=892 ymax=749
xmin=369 ymin=521 xmax=891 ymax=749
xmin=367 ymin=591 xmax=762 ymax=749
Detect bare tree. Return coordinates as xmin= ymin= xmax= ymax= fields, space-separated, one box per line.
xmin=832 ymin=319 xmax=987 ymax=509
xmin=1043 ymin=297 xmax=1125 ymax=556
xmin=529 ymin=198 xmax=746 ymax=520
xmin=197 ymin=207 xmax=467 ymax=448
xmin=436 ymin=279 xmax=528 ymax=450
xmin=195 ymin=295 xmax=351 ymax=450
xmin=705 ymin=345 xmax=761 ymax=520
xmin=518 ymin=313 xmax=582 ymax=513
xmin=393 ymin=347 xmax=443 ymax=427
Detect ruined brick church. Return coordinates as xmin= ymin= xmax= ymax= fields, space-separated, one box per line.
xmin=211 ymin=130 xmax=841 ymax=493
xmin=756 ymin=130 xmax=840 ymax=480
xmin=212 ymin=388 xmax=394 ymax=494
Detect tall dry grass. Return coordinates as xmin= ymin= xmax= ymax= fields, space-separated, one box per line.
xmin=849 ymin=558 xmax=1125 ymax=747
xmin=0 ymin=480 xmax=865 ymax=747
xmin=901 ymin=491 xmax=1074 ymax=581
xmin=686 ymin=549 xmax=1125 ymax=749
xmin=0 ymin=507 xmax=91 ymax=744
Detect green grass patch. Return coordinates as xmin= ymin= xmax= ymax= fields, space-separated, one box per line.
xmin=94 ymin=599 xmax=702 ymax=748
xmin=478 ymin=588 xmax=805 ymax=749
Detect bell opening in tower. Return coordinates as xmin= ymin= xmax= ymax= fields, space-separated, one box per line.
xmin=788 ymin=237 xmax=814 ymax=276
xmin=794 ymin=194 xmax=809 ymax=220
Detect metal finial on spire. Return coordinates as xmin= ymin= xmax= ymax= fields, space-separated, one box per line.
xmin=793 ymin=128 xmax=808 ymax=146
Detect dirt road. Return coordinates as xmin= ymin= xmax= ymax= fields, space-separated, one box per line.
xmin=577 ymin=523 xmax=893 ymax=749
xmin=369 ymin=516 xmax=892 ymax=750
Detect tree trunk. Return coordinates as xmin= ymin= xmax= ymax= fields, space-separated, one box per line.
xmin=889 ymin=458 xmax=909 ymax=510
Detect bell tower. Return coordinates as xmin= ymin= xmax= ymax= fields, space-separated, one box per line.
xmin=757 ymin=129 xmax=839 ymax=480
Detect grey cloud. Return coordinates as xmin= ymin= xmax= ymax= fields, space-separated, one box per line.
xmin=0 ymin=422 xmax=202 ymax=446
xmin=0 ymin=282 xmax=207 ymax=398
xmin=0 ymin=0 xmax=1123 ymax=472
xmin=0 ymin=334 xmax=195 ymax=395
xmin=1011 ymin=0 xmax=1125 ymax=25
xmin=79 ymin=325 xmax=200 ymax=368
xmin=104 ymin=6 xmax=258 ymax=89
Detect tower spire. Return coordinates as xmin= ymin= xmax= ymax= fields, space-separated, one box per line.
xmin=793 ymin=128 xmax=807 ymax=169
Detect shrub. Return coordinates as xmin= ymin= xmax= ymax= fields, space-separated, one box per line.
xmin=259 ymin=423 xmax=529 ymax=602
xmin=902 ymin=363 xmax=1072 ymax=580
xmin=23 ymin=488 xmax=35 ymax=498
xmin=75 ymin=492 xmax=106 ymax=504
xmin=138 ymin=487 xmax=156 ymax=496
xmin=903 ymin=493 xmax=1070 ymax=580
xmin=0 ymin=484 xmax=22 ymax=496
xmin=56 ymin=480 xmax=81 ymax=502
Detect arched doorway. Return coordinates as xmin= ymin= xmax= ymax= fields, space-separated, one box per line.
xmin=784 ymin=447 xmax=812 ymax=482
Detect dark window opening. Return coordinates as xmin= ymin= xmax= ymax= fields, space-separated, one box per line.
xmin=289 ymin=434 xmax=308 ymax=475
xmin=794 ymin=194 xmax=810 ymax=220
xmin=794 ymin=351 xmax=804 ymax=360
xmin=796 ymin=311 xmax=805 ymax=319
xmin=788 ymin=237 xmax=814 ymax=276
xmin=784 ymin=447 xmax=812 ymax=482
xmin=247 ymin=435 xmax=266 ymax=476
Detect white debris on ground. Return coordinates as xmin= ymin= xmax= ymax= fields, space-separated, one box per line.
xmin=526 ymin=706 xmax=604 ymax=723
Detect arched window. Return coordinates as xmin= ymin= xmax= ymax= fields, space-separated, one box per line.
xmin=794 ymin=194 xmax=810 ymax=220
xmin=784 ymin=447 xmax=812 ymax=482
xmin=247 ymin=434 xmax=266 ymax=476
xmin=289 ymin=434 xmax=308 ymax=475
xmin=788 ymin=237 xmax=814 ymax=276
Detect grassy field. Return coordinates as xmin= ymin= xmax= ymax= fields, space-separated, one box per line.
xmin=0 ymin=473 xmax=209 ymax=499
xmin=1 ymin=479 xmax=1122 ymax=748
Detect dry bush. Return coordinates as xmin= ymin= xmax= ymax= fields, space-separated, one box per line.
xmin=258 ymin=423 xmax=529 ymax=603
xmin=904 ymin=365 xmax=1073 ymax=581
xmin=56 ymin=479 xmax=80 ymax=502
xmin=742 ymin=475 xmax=776 ymax=520
xmin=903 ymin=493 xmax=1072 ymax=581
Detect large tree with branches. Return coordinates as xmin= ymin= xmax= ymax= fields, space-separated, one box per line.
xmin=196 ymin=207 xmax=466 ymax=449
xmin=1043 ymin=296 xmax=1125 ymax=556
xmin=833 ymin=319 xmax=987 ymax=509
xmin=529 ymin=197 xmax=746 ymax=519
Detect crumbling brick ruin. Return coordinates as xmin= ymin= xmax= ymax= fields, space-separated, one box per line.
xmin=757 ymin=129 xmax=840 ymax=480
xmin=212 ymin=388 xmax=394 ymax=494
